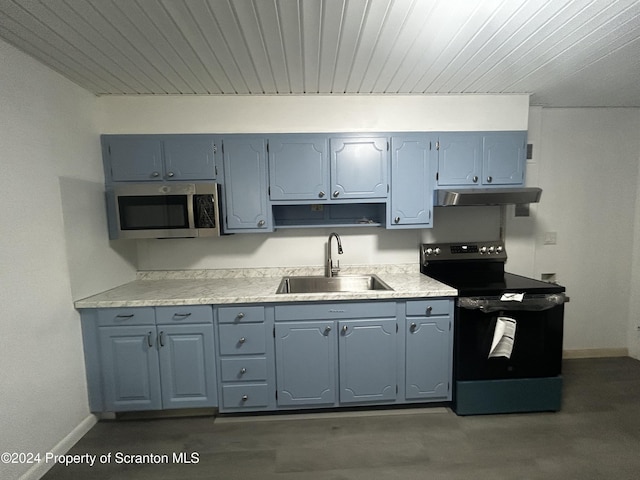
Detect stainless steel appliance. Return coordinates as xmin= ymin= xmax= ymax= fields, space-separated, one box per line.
xmin=420 ymin=241 xmax=567 ymax=415
xmin=107 ymin=183 xmax=221 ymax=239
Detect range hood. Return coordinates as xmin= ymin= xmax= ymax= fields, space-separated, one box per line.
xmin=435 ymin=187 xmax=542 ymax=206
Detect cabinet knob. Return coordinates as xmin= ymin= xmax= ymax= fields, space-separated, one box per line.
xmin=238 ymin=337 xmax=246 ymax=344
xmin=426 ymin=306 xmax=433 ymax=315
xmin=240 ymin=367 xmax=247 ymax=375
xmin=167 ymin=172 xmax=175 ymax=178
xmin=152 ymin=171 xmax=160 ymax=178
xmin=487 ymin=176 xmax=493 ymax=183
xmin=333 ymin=190 xmax=340 ymax=198
xmin=236 ymin=312 xmax=245 ymax=320
xmin=324 ymin=326 xmax=332 ymax=335
xmin=472 ymin=175 xmax=478 ymax=183
xmin=394 ymin=217 xmax=400 ymax=224
xmin=410 ymin=322 xmax=417 ymax=333
xmin=318 ymin=191 xmax=325 ymax=198
xmin=342 ymin=325 xmax=348 ymax=334
xmin=241 ymin=395 xmax=248 ymax=401
xmin=257 ymin=220 xmax=265 ymax=227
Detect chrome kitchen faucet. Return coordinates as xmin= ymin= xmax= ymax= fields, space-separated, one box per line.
xmin=326 ymin=232 xmax=343 ymax=277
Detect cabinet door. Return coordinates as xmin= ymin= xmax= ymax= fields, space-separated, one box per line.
xmin=275 ymin=322 xmax=336 ymax=406
xmin=106 ymin=136 xmax=164 ymax=182
xmin=482 ymin=132 xmax=526 ymax=185
xmin=406 ymin=317 xmax=451 ymax=400
xmin=222 ymin=137 xmax=272 ymax=232
xmin=99 ymin=326 xmax=161 ymax=411
xmin=330 ymin=137 xmax=388 ymax=199
xmin=268 ymin=135 xmax=329 ymax=201
xmin=388 ymin=135 xmax=434 ymax=228
xmin=157 ymin=324 xmax=217 ymax=409
xmin=437 ymin=133 xmax=482 ymax=186
xmin=164 ymin=135 xmax=217 ymax=181
xmin=338 ymin=319 xmax=397 ymax=403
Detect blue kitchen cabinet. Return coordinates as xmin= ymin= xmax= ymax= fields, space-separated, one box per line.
xmin=99 ymin=325 xmax=162 ymax=411
xmin=268 ymin=135 xmax=329 ymax=201
xmin=405 ymin=299 xmax=453 ymax=401
xmin=436 ymin=131 xmax=526 ymax=187
xmin=338 ymin=318 xmax=397 ymax=403
xmin=330 ymin=136 xmax=389 ymax=200
xmin=388 ymin=135 xmax=435 ymax=229
xmin=103 ymin=134 xmax=217 ymax=183
xmin=437 ymin=133 xmax=483 ymax=186
xmin=482 ymin=131 xmax=526 ymax=185
xmin=274 ymin=302 xmax=398 ymax=408
xmin=158 ymin=324 xmax=217 ymax=409
xmin=163 ymin=136 xmax=217 ymax=181
xmin=222 ymin=136 xmax=273 ymax=232
xmin=275 ymin=321 xmax=337 ymax=406
xmin=82 ymin=306 xmax=217 ymax=412
xmin=216 ymin=305 xmax=276 ymax=412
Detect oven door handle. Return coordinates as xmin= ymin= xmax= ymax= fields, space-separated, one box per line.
xmin=458 ymin=293 xmax=566 ymax=313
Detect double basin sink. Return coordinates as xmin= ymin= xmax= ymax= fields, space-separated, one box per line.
xmin=276 ymin=274 xmax=393 ymax=294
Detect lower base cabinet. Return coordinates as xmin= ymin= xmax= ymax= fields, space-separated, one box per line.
xmin=81 ymin=298 xmax=453 ymax=414
xmin=273 ymin=303 xmax=401 ymax=409
xmin=81 ymin=306 xmax=218 ymax=413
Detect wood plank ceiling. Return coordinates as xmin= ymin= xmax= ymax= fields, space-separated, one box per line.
xmin=0 ymin=0 xmax=639 ymax=106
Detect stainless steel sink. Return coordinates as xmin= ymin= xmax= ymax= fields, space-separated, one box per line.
xmin=276 ymin=275 xmax=393 ymax=294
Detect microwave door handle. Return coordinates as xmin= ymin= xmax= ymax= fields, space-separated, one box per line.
xmin=187 ymin=194 xmax=196 ymax=229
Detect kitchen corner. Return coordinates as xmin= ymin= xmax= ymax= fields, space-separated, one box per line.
xmin=74 ymin=265 xmax=457 ymax=308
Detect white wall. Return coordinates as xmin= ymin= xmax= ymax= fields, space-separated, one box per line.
xmin=0 ymin=40 xmax=136 ymax=480
xmin=533 ymin=108 xmax=640 ymax=354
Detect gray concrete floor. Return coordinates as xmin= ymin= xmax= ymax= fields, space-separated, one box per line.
xmin=43 ymin=357 xmax=640 ymax=479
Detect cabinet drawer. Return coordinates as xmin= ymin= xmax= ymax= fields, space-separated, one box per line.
xmin=406 ymin=299 xmax=451 ymax=317
xmin=156 ymin=305 xmax=213 ymax=325
xmin=220 ymin=357 xmax=268 ymax=382
xmin=275 ymin=302 xmax=396 ymax=321
xmin=218 ymin=306 xmax=265 ymax=324
xmin=97 ymin=307 xmax=155 ymax=326
xmin=218 ymin=324 xmax=266 ymax=355
xmin=222 ymin=383 xmax=269 ymax=408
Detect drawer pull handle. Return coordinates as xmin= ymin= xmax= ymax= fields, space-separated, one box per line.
xmin=159 ymin=331 xmax=165 ymax=347
xmin=238 ymin=337 xmax=246 ymax=344
xmin=240 ymin=368 xmax=247 ymax=375
xmin=410 ymin=322 xmax=417 ymax=333
xmin=147 ymin=331 xmax=153 ymax=347
xmin=174 ymin=313 xmax=191 ymax=318
xmin=241 ymin=395 xmax=248 ymax=402
xmin=116 ymin=314 xmax=134 ymax=319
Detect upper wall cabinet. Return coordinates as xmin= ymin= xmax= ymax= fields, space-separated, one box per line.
xmin=268 ymin=135 xmax=329 ymax=201
xmin=222 ymin=136 xmax=273 ymax=233
xmin=102 ymin=134 xmax=217 ymax=183
xmin=268 ymin=135 xmax=389 ymax=202
xmin=330 ymin=137 xmax=389 ymax=200
xmin=388 ymin=135 xmax=435 ymax=229
xmin=436 ymin=131 xmax=526 ymax=187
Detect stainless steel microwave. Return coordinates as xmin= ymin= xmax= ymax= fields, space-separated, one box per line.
xmin=107 ymin=183 xmax=221 ymax=239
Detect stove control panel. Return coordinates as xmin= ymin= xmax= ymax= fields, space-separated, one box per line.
xmin=421 ymin=241 xmax=507 ymax=263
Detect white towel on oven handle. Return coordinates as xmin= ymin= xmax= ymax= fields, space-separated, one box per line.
xmin=489 ymin=316 xmax=517 ymax=359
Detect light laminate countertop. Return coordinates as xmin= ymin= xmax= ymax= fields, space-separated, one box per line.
xmin=74 ymin=265 xmax=457 ymax=309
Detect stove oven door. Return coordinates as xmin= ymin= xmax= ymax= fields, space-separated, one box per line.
xmin=454 ymin=294 xmax=565 ymax=381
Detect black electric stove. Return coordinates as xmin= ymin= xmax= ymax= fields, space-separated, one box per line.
xmin=420 ymin=241 xmax=566 ymax=416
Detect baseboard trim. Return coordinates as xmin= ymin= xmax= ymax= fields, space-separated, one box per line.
xmin=563 ymin=348 xmax=629 ymax=359
xmin=19 ymin=414 xmax=97 ymax=480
